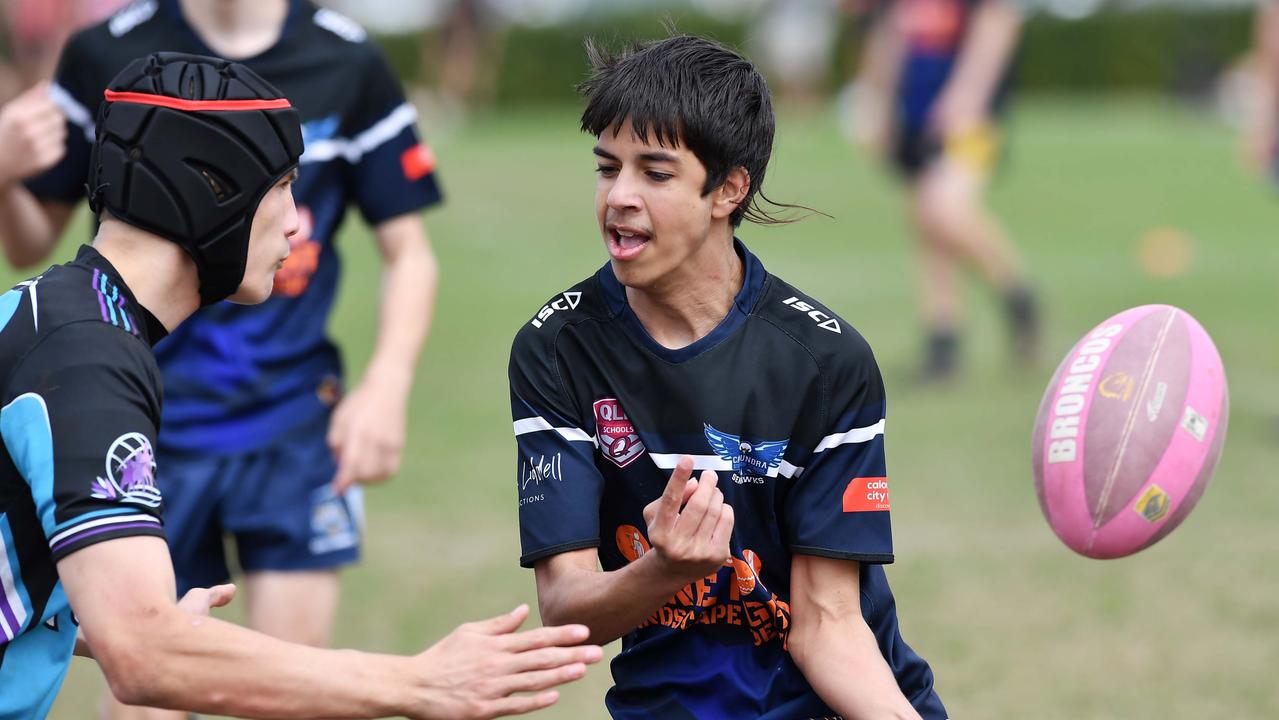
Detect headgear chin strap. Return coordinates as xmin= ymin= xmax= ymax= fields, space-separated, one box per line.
xmin=88 ymin=52 xmax=304 ymax=305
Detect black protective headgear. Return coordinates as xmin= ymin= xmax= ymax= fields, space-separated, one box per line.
xmin=88 ymin=52 xmax=304 ymax=305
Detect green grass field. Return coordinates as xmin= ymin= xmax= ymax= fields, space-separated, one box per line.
xmin=33 ymin=95 xmax=1278 ymax=718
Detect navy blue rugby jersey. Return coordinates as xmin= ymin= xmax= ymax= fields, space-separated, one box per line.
xmin=0 ymin=246 xmax=168 ymax=717
xmin=26 ymin=0 xmax=443 ymax=454
xmin=508 ymin=240 xmax=946 ymax=720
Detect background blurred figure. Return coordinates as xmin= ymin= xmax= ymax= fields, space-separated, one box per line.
xmin=852 ymin=0 xmax=1037 ymax=381
xmin=1244 ymin=0 xmax=1279 ymax=181
xmin=2 ymin=0 xmax=130 ymax=87
xmin=750 ymin=0 xmax=840 ymax=108
xmin=432 ymin=0 xmax=509 ymax=119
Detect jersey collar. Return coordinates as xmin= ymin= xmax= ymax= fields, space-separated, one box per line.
xmin=596 ymin=237 xmax=767 ymax=364
xmin=74 ymin=245 xmax=169 ymax=346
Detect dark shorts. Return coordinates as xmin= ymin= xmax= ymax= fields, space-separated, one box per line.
xmin=891 ymin=121 xmax=1005 ymax=181
xmin=157 ymin=415 xmax=363 ymax=594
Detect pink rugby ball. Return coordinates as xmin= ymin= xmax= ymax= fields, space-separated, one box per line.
xmin=1032 ymin=305 xmax=1229 ymax=559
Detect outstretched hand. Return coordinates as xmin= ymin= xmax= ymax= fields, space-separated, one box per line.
xmin=408 ymin=604 xmax=603 ymax=719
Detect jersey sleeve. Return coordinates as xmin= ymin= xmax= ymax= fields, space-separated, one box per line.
xmin=508 ymin=325 xmax=603 ymax=567
xmin=346 ymin=45 xmax=443 ymax=225
xmin=23 ymin=31 xmax=99 ymax=204
xmin=784 ymin=336 xmax=894 ymax=564
xmin=0 ymin=323 xmax=165 ymax=562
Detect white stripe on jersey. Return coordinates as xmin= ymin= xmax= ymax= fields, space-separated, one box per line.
xmin=813 ymin=419 xmax=886 ymax=453
xmin=0 ymin=530 xmax=29 ymax=641
xmin=301 ymin=103 xmax=418 ymax=165
xmin=512 ymin=417 xmax=595 ymax=444
xmin=109 ymin=0 xmax=157 ymax=38
xmin=49 ymin=83 xmax=96 ymax=142
xmin=46 ymin=513 xmax=161 ymax=549
xmin=648 ymin=454 xmax=804 ymax=479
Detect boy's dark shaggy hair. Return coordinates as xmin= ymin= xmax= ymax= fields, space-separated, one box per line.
xmin=579 ymin=34 xmax=800 ymax=227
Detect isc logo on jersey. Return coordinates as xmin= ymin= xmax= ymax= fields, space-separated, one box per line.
xmin=781 ymin=296 xmax=841 ymax=334
xmin=530 ymin=292 xmax=582 ymax=329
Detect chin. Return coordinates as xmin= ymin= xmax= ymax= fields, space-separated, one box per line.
xmin=226 ymin=281 xmax=273 ymax=305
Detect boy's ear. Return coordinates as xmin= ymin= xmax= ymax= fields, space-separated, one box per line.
xmin=711 ymin=167 xmax=750 ymax=221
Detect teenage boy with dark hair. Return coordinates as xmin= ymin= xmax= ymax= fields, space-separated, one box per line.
xmin=508 ymin=35 xmax=946 ymax=719
xmin=0 ymin=52 xmax=600 ymax=720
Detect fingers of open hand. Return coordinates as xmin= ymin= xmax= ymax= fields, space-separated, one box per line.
xmin=499 ymin=623 xmax=590 ymax=653
xmin=502 ymin=645 xmax=602 ymax=675
xmin=465 ymin=605 xmax=529 ymax=636
xmin=470 ymin=690 xmax=560 ymax=719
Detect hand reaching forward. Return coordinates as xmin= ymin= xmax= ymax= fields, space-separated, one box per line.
xmin=408 ymin=604 xmax=603 ymax=719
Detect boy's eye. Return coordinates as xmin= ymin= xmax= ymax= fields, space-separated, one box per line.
xmin=647 ymin=171 xmax=672 ymax=182
xmin=595 ymin=165 xmax=619 ymax=177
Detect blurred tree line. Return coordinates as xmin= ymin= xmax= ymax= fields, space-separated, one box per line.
xmin=377 ymin=5 xmax=1253 ymax=107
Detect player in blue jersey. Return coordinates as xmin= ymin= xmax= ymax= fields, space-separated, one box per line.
xmin=0 ymin=3 xmax=442 ymax=715
xmin=0 ymin=52 xmax=599 ymax=719
xmin=508 ymin=35 xmax=946 ymax=719
xmin=854 ymin=0 xmax=1036 ymax=380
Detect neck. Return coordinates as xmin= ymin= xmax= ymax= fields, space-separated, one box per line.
xmin=93 ymin=220 xmax=201 ymax=333
xmin=179 ymin=0 xmax=289 ymax=59
xmin=625 ymin=228 xmax=743 ymax=349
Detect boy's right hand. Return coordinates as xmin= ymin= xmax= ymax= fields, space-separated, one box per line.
xmin=642 ymin=456 xmax=735 ymax=584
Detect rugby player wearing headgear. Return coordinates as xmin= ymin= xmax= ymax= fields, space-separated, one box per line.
xmin=0 ymin=6 xmax=443 ymax=713
xmin=0 ymin=52 xmax=599 ymax=719
xmin=854 ymin=0 xmax=1037 ymax=381
xmin=508 ymin=35 xmax=946 ymax=719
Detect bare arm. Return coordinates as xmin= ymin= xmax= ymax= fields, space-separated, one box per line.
xmin=849 ymin=11 xmax=905 ymax=153
xmin=535 ymin=457 xmax=734 ymax=646
xmin=0 ymin=82 xmax=76 ymax=267
xmin=329 ymin=212 xmax=439 ymax=491
xmin=60 ymin=536 xmax=601 ymax=719
xmin=1245 ymin=0 xmax=1279 ymax=173
xmin=931 ymin=0 xmax=1022 ymax=134
xmin=789 ymin=555 xmax=921 ymax=720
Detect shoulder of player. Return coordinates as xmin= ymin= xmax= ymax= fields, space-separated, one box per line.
xmin=26 ymin=265 xmax=157 ymax=356
xmin=65 ymin=1 xmax=163 ymax=53
xmin=509 ymin=275 xmax=606 ymax=362
xmin=296 ymin=2 xmax=379 ymax=54
xmin=753 ymin=274 xmax=876 ymax=368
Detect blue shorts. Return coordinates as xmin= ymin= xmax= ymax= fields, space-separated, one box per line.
xmin=156 ymin=416 xmax=363 ymax=594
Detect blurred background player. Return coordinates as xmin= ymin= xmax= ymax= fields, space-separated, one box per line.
xmin=852 ymin=0 xmax=1038 ymax=381
xmin=0 ymin=2 xmax=443 ymax=717
xmin=0 ymin=52 xmax=598 ymax=719
xmin=1244 ymin=0 xmax=1279 ymax=181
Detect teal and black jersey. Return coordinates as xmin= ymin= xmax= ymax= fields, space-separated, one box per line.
xmin=0 ymin=246 xmax=168 ymax=717
xmin=508 ymin=240 xmax=946 ymax=719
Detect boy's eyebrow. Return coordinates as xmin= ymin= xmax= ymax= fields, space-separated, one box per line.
xmin=592 ymin=146 xmax=681 ymax=165
xmin=639 ymin=151 xmax=679 ymax=164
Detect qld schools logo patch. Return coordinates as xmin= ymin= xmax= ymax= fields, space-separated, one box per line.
xmin=594 ymin=398 xmax=645 ymax=467
xmin=90 ymin=432 xmax=162 ymax=508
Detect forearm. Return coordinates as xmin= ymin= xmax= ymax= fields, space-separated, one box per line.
xmin=860 ymin=18 xmax=903 ymax=98
xmin=366 ymin=217 xmax=438 ymax=388
xmin=790 ymin=617 xmax=921 ymax=720
xmin=1257 ymin=2 xmax=1279 ymax=111
xmin=945 ymin=0 xmax=1021 ymax=112
xmin=92 ymin=610 xmax=409 ymax=718
xmin=538 ymin=555 xmax=695 ymax=646
xmin=0 ymin=184 xmax=59 ymax=268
